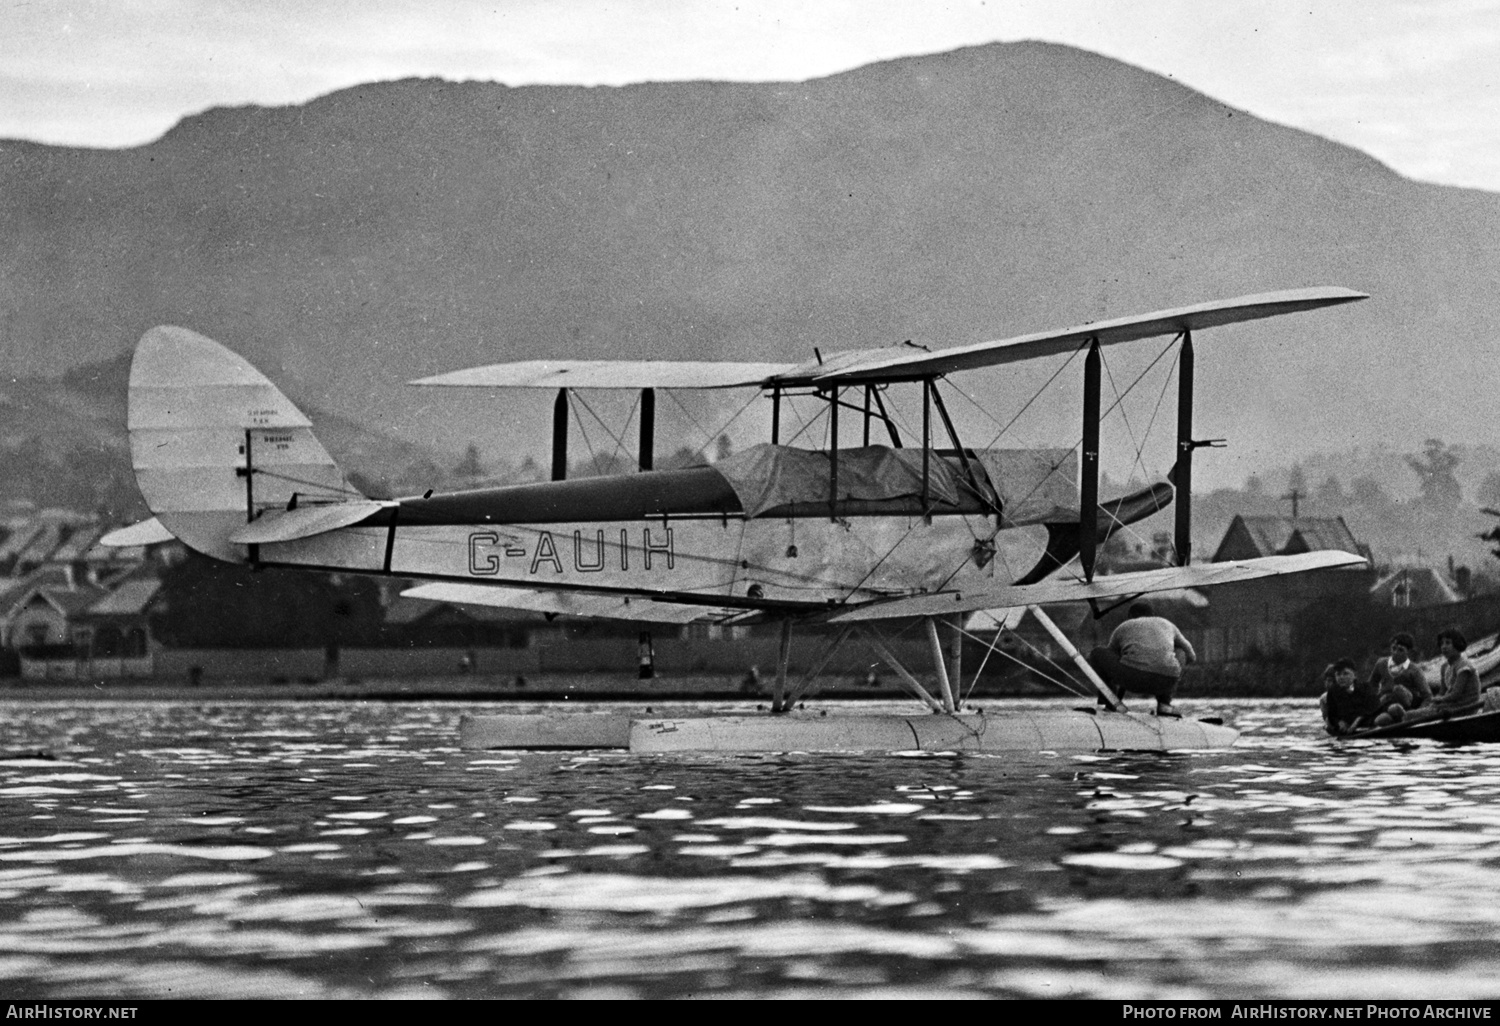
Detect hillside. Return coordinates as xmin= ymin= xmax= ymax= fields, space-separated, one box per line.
xmin=0 ymin=353 xmax=453 ymax=517
xmin=2 ymin=40 xmax=1498 ymax=490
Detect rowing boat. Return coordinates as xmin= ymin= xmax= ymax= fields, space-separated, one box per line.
xmin=1345 ymin=707 xmax=1500 ymax=743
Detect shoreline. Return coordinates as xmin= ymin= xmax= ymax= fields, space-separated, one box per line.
xmin=0 ymin=671 xmax=989 ymax=703
xmin=0 ymin=672 xmax=1319 ymax=705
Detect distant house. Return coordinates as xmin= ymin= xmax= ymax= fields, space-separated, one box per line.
xmin=0 ymin=567 xmax=87 ymax=652
xmin=1211 ymin=515 xmax=1371 ymax=563
xmin=68 ymin=573 xmax=162 ymax=678
xmin=0 ymin=510 xmax=174 ymax=679
xmin=1370 ymin=567 xmax=1461 ymax=609
xmin=1193 ymin=514 xmax=1377 ymax=664
xmin=0 ymin=565 xmax=162 ymax=679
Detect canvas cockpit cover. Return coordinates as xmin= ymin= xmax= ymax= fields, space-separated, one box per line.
xmin=710 ymin=443 xmax=1077 ymax=521
xmin=714 ymin=444 xmax=958 ymax=517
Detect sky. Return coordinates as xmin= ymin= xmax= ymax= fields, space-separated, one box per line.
xmin=4 ymin=0 xmax=1500 ymax=193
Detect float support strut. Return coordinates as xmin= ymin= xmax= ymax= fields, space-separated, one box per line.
xmin=948 ymin=614 xmax=964 ymax=698
xmin=859 ymin=627 xmax=944 ymax=713
xmin=1028 ymin=604 xmax=1123 ymax=711
xmin=771 ymin=618 xmax=794 ymax=713
xmin=925 ymin=617 xmax=957 ymax=712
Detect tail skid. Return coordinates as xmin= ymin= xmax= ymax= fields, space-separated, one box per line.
xmin=128 ymin=326 xmax=363 ymax=562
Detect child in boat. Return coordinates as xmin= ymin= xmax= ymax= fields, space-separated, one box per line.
xmin=1321 ymin=658 xmax=1380 ymax=735
xmin=1367 ymin=631 xmax=1433 ymax=728
xmin=1398 ymin=628 xmax=1481 ymax=725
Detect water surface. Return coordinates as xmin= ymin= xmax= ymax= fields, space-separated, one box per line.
xmin=1 ymin=697 xmax=1497 ymax=999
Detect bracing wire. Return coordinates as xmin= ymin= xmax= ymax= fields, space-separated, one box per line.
xmin=779 ymin=395 xmax=829 ymax=448
xmin=954 ymin=336 xmax=1181 ymax=531
xmin=691 ymin=389 xmax=763 ymax=460
xmin=572 ymin=391 xmax=635 ymax=470
xmin=662 ymin=388 xmax=721 ymax=457
xmin=978 ymin=345 xmax=1086 ymax=451
xmin=1084 ymin=342 xmax=1183 ymax=558
xmin=945 ymin=614 xmax=1093 ymax=700
xmin=660 ymin=388 xmax=764 ymax=464
xmin=1134 ymin=347 xmax=1181 ymax=481
xmin=1089 ymin=346 xmax=1183 ymax=555
xmin=568 ymin=397 xmax=604 ymax=475
xmin=251 ymin=469 xmax=366 ymax=500
xmin=993 ymin=622 xmax=1094 ymax=698
xmin=1100 ymin=357 xmax=1144 ymax=476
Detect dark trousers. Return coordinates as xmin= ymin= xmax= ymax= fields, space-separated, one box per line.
xmin=1087 ymin=647 xmax=1179 ymax=703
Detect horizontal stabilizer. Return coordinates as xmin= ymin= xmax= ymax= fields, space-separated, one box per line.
xmin=411 ymin=360 xmax=796 ymax=390
xmin=402 ymin=582 xmax=743 ymax=625
xmin=99 ymin=518 xmax=177 ymax=548
xmin=828 ymin=550 xmax=1368 ymax=623
xmin=228 ymin=500 xmax=391 ymax=545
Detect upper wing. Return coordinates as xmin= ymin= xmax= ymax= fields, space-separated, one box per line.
xmin=800 ymin=287 xmax=1368 ymax=385
xmin=408 ymin=287 xmax=1366 ymax=391
xmin=402 ymin=582 xmax=754 ymax=625
xmin=826 ymin=550 xmax=1367 ymax=623
xmin=410 ymin=360 xmax=797 ymax=390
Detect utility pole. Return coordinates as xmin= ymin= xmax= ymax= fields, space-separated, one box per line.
xmin=1282 ymin=488 xmax=1302 ymax=519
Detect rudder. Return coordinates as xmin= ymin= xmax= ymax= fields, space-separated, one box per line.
xmin=128 ymin=325 xmax=361 ymax=562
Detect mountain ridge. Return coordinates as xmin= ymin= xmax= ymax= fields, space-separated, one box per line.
xmin=2 ymin=40 xmax=1496 ymax=487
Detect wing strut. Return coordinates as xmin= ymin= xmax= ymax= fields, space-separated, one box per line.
xmin=639 ymin=388 xmax=655 ymax=471
xmin=828 ymin=387 xmax=839 ymax=522
xmin=1080 ymin=339 xmax=1101 ymax=581
xmin=870 ymin=387 xmax=902 ymax=448
xmin=552 ymin=389 xmax=569 ymax=481
xmin=857 ymin=627 xmax=945 ymax=712
xmin=1028 ymin=605 xmax=1123 ymax=711
xmin=929 ymin=382 xmax=993 ymax=514
xmin=921 ymin=379 xmax=932 ymax=516
xmin=1174 ymin=331 xmax=1193 ymax=565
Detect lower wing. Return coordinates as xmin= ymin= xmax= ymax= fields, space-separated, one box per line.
xmin=825 ymin=551 xmax=1367 ymax=623
xmin=401 ymin=582 xmax=757 ymax=625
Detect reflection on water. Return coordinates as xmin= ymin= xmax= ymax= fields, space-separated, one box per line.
xmin=2 ymin=698 xmax=1500 ymax=998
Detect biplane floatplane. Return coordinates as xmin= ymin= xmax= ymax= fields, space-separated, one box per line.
xmin=114 ymin=286 xmax=1368 ymax=753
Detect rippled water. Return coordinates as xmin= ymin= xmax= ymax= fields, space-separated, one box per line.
xmin=1 ymin=697 xmax=1499 ymax=999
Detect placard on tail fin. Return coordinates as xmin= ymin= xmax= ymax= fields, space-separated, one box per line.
xmin=128 ymin=325 xmax=362 ymax=563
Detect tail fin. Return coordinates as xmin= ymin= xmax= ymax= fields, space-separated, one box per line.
xmin=128 ymin=326 xmax=362 ymax=562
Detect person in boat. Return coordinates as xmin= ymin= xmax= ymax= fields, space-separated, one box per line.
xmin=1088 ymin=600 xmax=1195 ymax=717
xmin=1321 ymin=658 xmax=1381 ymax=735
xmin=1367 ymin=631 xmax=1432 ymax=729
xmin=1399 ymin=628 xmax=1482 ymax=725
